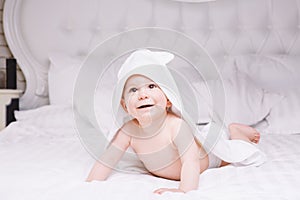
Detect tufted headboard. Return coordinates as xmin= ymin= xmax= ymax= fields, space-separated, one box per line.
xmin=3 ymin=0 xmax=300 ymax=110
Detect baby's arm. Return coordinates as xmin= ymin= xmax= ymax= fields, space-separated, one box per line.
xmin=175 ymin=121 xmax=201 ymax=192
xmin=86 ymin=129 xmax=130 ymax=182
xmin=177 ymin=139 xmax=201 ymax=192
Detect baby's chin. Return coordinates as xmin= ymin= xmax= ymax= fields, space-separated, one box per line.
xmin=135 ymin=112 xmax=155 ymax=124
xmin=135 ymin=108 xmax=167 ymax=125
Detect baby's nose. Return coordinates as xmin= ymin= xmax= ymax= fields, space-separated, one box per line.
xmin=138 ymin=89 xmax=149 ymax=100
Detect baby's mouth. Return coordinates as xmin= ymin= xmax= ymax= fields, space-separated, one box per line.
xmin=137 ymin=104 xmax=154 ymax=109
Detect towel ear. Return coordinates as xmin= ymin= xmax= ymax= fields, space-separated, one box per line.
xmin=118 ymin=49 xmax=175 ymax=80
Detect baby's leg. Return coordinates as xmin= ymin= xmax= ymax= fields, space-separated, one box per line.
xmin=228 ymin=123 xmax=260 ymax=144
xmin=215 ymin=123 xmax=260 ymax=168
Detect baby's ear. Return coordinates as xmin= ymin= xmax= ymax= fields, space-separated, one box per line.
xmin=166 ymin=99 xmax=172 ymax=109
xmin=120 ymin=99 xmax=128 ymax=112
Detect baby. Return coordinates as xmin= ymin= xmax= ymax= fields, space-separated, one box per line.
xmin=86 ymin=49 xmax=262 ymax=194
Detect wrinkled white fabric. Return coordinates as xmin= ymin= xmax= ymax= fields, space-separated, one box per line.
xmin=198 ymin=122 xmax=266 ymax=167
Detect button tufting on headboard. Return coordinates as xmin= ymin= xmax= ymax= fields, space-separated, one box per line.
xmin=3 ymin=0 xmax=300 ymax=109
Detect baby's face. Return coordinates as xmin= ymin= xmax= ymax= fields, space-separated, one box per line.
xmin=121 ymin=75 xmax=169 ymax=121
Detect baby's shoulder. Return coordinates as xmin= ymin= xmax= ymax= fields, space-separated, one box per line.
xmin=166 ymin=114 xmax=189 ymax=134
xmin=167 ymin=113 xmax=185 ymax=126
xmin=167 ymin=114 xmax=193 ymax=135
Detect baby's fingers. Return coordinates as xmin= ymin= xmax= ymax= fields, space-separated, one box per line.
xmin=153 ymin=188 xmax=167 ymax=194
xmin=153 ymin=188 xmax=184 ymax=194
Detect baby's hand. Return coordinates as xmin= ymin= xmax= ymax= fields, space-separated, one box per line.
xmin=153 ymin=188 xmax=185 ymax=195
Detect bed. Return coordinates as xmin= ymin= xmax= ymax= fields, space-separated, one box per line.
xmin=1 ymin=0 xmax=300 ymax=199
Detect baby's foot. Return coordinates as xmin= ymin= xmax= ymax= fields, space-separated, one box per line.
xmin=229 ymin=123 xmax=260 ymax=144
xmin=244 ymin=128 xmax=260 ymax=144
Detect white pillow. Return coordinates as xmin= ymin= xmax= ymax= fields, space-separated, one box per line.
xmin=265 ymin=91 xmax=300 ymax=134
xmin=48 ymin=54 xmax=114 ymax=131
xmin=93 ymin=59 xmax=120 ymax=135
xmin=234 ymin=55 xmax=300 ymax=134
xmin=48 ymin=54 xmax=84 ymax=105
xmin=14 ymin=105 xmax=76 ymax=132
xmin=193 ymin=68 xmax=283 ymax=126
xmin=234 ymin=55 xmax=300 ymax=94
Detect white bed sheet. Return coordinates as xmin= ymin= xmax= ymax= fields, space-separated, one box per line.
xmin=0 ymin=107 xmax=299 ymax=200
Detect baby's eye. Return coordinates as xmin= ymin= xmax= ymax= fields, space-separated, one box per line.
xmin=148 ymin=84 xmax=157 ymax=89
xmin=129 ymin=87 xmax=138 ymax=93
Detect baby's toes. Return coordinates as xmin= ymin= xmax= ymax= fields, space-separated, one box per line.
xmin=252 ymin=132 xmax=260 ymax=143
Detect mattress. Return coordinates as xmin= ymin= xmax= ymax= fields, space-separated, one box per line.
xmin=0 ymin=106 xmax=299 ymax=200
xmin=2 ymin=0 xmax=300 ymax=199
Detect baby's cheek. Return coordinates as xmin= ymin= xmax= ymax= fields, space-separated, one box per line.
xmin=159 ymin=96 xmax=168 ymax=108
xmin=125 ymin=97 xmax=135 ymax=108
xmin=127 ymin=105 xmax=136 ymax=114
